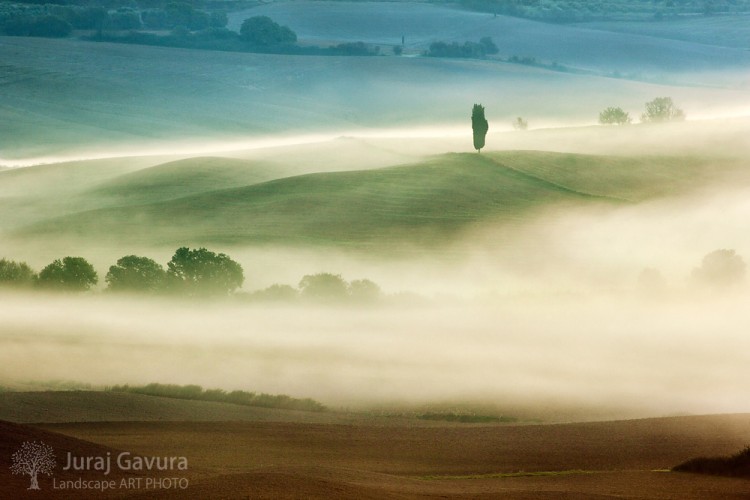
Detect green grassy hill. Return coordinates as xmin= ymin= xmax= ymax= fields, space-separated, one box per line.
xmin=15 ymin=150 xmax=738 ymax=248
xmin=88 ymin=157 xmax=299 ymax=206
xmin=0 ymin=156 xmax=163 ymax=230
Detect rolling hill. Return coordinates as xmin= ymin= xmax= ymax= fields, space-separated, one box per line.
xmin=12 ymin=150 xmax=743 ymax=248
xmin=12 ymin=152 xmax=617 ymax=247
xmin=87 ymin=157 xmax=293 ymax=206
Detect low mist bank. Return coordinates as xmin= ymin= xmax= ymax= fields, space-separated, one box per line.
xmin=1 ymin=291 xmax=748 ymax=420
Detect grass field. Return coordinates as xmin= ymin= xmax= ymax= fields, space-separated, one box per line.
xmin=10 ymin=149 xmax=746 ymax=249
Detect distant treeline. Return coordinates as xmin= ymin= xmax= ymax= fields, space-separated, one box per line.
xmin=107 ymin=383 xmax=327 ymax=412
xmin=425 ymin=37 xmax=498 ymax=59
xmin=458 ymin=0 xmax=750 ymax=22
xmin=0 ymin=248 xmax=384 ymax=302
xmin=418 ymin=411 xmax=517 ymax=423
xmin=88 ymin=29 xmax=381 ymax=56
xmin=0 ymin=4 xmax=383 ymax=56
xmin=0 ymin=2 xmax=229 ymax=37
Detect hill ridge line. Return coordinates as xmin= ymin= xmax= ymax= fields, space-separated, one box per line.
xmin=480 ymin=154 xmax=630 ymax=203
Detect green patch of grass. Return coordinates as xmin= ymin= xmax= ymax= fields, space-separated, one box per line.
xmin=15 ymin=152 xmax=627 ymax=247
xmin=422 ymin=469 xmax=602 ymax=480
xmin=87 ymin=157 xmax=291 ymax=206
xmin=17 ymin=150 xmax=742 ymax=249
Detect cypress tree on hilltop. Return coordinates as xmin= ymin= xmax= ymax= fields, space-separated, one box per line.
xmin=472 ymin=104 xmax=488 ymax=152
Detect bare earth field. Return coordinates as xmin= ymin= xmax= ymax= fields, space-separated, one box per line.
xmin=2 ymin=406 xmax=750 ymax=498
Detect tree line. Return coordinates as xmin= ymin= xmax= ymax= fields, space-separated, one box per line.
xmin=107 ymin=383 xmax=327 ymax=412
xmin=599 ymin=97 xmax=685 ymax=125
xmin=0 ymin=247 xmax=384 ymax=302
xmin=0 ymin=247 xmax=243 ymax=295
xmin=0 ymin=2 xmax=228 ymax=38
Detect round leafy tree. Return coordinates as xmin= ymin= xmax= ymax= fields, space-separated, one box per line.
xmin=691 ymin=249 xmax=746 ymax=289
xmin=599 ymin=107 xmax=631 ymax=125
xmin=641 ymin=97 xmax=685 ymax=123
xmin=0 ymin=258 xmax=36 ymax=288
xmin=106 ymin=255 xmax=167 ymax=293
xmin=166 ymin=247 xmax=244 ymax=295
xmin=299 ymin=273 xmax=349 ymax=301
xmin=37 ymin=257 xmax=98 ymax=291
xmin=349 ymin=279 xmax=382 ymax=302
xmin=240 ymin=16 xmax=297 ymax=46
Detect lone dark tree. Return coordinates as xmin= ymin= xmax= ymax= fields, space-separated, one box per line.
xmin=37 ymin=257 xmax=98 ymax=291
xmin=599 ymin=107 xmax=631 ymax=125
xmin=11 ymin=441 xmax=56 ymax=490
xmin=472 ymin=104 xmax=489 ymax=152
xmin=166 ymin=247 xmax=244 ymax=295
xmin=105 ymin=255 xmax=167 ymax=293
xmin=641 ymin=97 xmax=685 ymax=123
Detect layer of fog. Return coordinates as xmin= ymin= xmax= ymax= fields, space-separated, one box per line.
xmin=1 ymin=291 xmax=749 ymax=420
xmin=4 ymin=178 xmax=750 ymax=420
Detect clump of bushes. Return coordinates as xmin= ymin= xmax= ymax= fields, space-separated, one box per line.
xmin=249 ymin=273 xmax=383 ymax=304
xmin=673 ymin=446 xmax=750 ymax=478
xmin=418 ymin=411 xmax=517 ymax=423
xmin=107 ymin=383 xmax=327 ymax=412
xmin=425 ymin=36 xmax=497 ymax=59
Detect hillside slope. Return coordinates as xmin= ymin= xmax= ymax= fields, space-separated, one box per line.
xmin=15 ymin=152 xmax=622 ymax=247
xmin=13 ymin=150 xmax=746 ymax=248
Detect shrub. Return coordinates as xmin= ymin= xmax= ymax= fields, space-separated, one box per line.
xmin=673 ymin=446 xmax=750 ymax=477
xmin=599 ymin=106 xmax=631 ymax=125
xmin=426 ymin=40 xmax=490 ymax=58
xmin=107 ymin=383 xmax=326 ymax=412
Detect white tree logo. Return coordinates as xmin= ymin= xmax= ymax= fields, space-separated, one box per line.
xmin=10 ymin=441 xmax=56 ymax=490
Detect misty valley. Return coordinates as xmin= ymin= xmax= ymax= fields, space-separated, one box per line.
xmin=2 ymin=0 xmax=750 ymax=498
